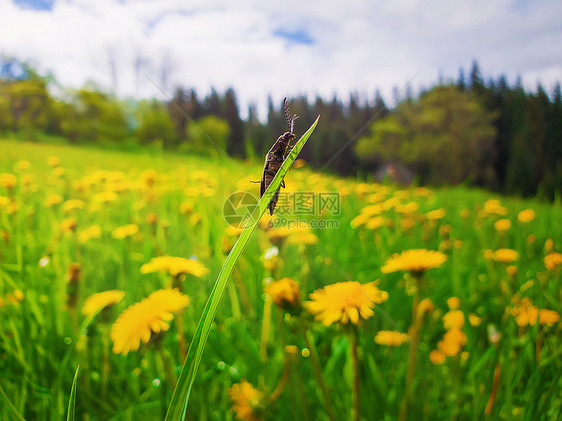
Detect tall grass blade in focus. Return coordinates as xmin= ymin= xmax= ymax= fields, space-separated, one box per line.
xmin=165 ymin=116 xmax=319 ymax=421
xmin=66 ymin=366 xmax=79 ymax=421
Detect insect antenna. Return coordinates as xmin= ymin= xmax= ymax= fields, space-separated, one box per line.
xmin=283 ymin=97 xmax=299 ymax=134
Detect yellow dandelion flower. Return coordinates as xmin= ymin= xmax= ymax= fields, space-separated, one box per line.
xmin=381 ymin=249 xmax=447 ymax=274
xmin=414 ymin=187 xmax=432 ymax=197
xmin=438 ymin=328 xmax=466 ymax=356
xmin=112 ymin=224 xmax=139 ymax=239
xmin=443 ymin=310 xmax=465 ymax=330
xmin=15 ymin=160 xmax=30 ymax=171
xmin=447 ymin=297 xmax=460 ymax=310
xmin=286 ymin=232 xmax=318 ymax=246
xmin=110 ymin=288 xmax=189 ymax=355
xmin=0 ymin=196 xmax=10 ymax=208
xmin=78 ymin=225 xmax=102 ymax=244
xmin=539 ymin=309 xmax=560 ymax=327
xmin=264 ymin=278 xmax=300 ymax=310
xmin=52 ymin=167 xmax=65 ymax=177
xmin=517 ymin=209 xmax=536 ymax=223
xmin=486 ymin=248 xmax=519 ymax=263
xmin=82 ymin=290 xmax=125 ymax=317
xmin=469 ymin=314 xmax=482 ymax=326
xmin=366 ymin=216 xmax=386 ymax=230
xmin=93 ymin=191 xmax=118 ymax=203
xmin=429 ymin=349 xmax=446 ymax=365
xmin=180 ymin=201 xmax=194 ymax=214
xmin=494 ymin=219 xmax=511 ymax=232
xmin=229 ymin=380 xmax=263 ymax=421
xmin=62 ymin=199 xmax=86 ymax=214
xmin=140 ymin=256 xmax=209 ymax=278
xmin=305 ymin=281 xmax=388 ymax=326
xmin=44 ymin=194 xmax=63 ymax=207
xmin=375 ymin=330 xmax=409 ymax=346
xmin=544 ymin=252 xmax=562 ymax=271
xmin=395 ymin=202 xmax=419 ymax=215
xmin=60 ymin=218 xmax=78 ymax=233
xmin=47 ymin=156 xmax=61 ymax=167
xmin=350 ymin=213 xmax=370 ymax=229
xmin=544 ymin=239 xmax=554 ymax=253
xmin=460 ymin=209 xmax=470 ymax=218
xmin=0 ymin=173 xmax=17 ymax=189
xmin=506 ymin=265 xmax=518 ymax=277
xmin=426 ymin=208 xmax=446 ymax=221
xmin=510 ymin=298 xmax=539 ymax=327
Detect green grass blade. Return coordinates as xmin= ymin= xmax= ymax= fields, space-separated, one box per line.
xmin=165 ymin=116 xmax=319 ymax=421
xmin=0 ymin=385 xmax=26 ymax=421
xmin=66 ymin=366 xmax=80 ymax=421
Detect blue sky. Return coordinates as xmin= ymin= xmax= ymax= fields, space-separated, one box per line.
xmin=1 ymin=0 xmax=561 ymax=118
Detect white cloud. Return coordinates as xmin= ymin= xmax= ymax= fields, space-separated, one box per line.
xmin=1 ymin=0 xmax=561 ymax=118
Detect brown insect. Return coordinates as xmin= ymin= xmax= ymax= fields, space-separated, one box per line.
xmin=260 ymin=97 xmax=298 ymax=215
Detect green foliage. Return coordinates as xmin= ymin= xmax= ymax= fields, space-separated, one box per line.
xmin=356 ymin=85 xmax=497 ymax=185
xmin=184 ymin=115 xmax=231 ymax=156
xmin=135 ymin=100 xmax=176 ymax=147
xmin=60 ymin=88 xmax=128 ymax=143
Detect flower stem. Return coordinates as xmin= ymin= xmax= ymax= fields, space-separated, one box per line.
xmin=399 ymin=278 xmax=421 ymax=421
xmin=304 ymin=329 xmax=337 ymax=421
xmin=350 ymin=329 xmax=360 ymax=421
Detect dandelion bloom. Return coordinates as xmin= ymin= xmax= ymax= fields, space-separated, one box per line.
xmin=78 ymin=225 xmax=102 ymax=244
xmin=426 ymin=208 xmax=446 ymax=221
xmin=44 ymin=194 xmax=63 ymax=207
xmin=517 ymin=209 xmax=536 ymax=223
xmin=350 ymin=213 xmax=369 ymax=229
xmin=111 ymin=288 xmax=189 ymax=354
xmin=112 ymin=224 xmax=139 ymax=239
xmin=447 ymin=297 xmax=460 ymax=310
xmin=438 ymin=328 xmax=467 ymax=356
xmin=0 ymin=196 xmax=10 ymax=208
xmin=375 ymin=330 xmax=409 ymax=346
xmin=140 ymin=256 xmax=209 ymax=278
xmin=544 ymin=253 xmax=562 ymax=271
xmin=305 ymin=281 xmax=388 ymax=326
xmin=229 ymin=380 xmax=263 ymax=421
xmin=286 ymin=231 xmax=319 ymax=246
xmin=469 ymin=314 xmax=482 ymax=326
xmin=486 ymin=248 xmax=519 ymax=263
xmin=60 ymin=218 xmax=78 ymax=233
xmin=82 ymin=290 xmax=125 ymax=317
xmin=539 ymin=309 xmax=560 ymax=327
xmin=510 ymin=298 xmax=539 ymax=327
xmin=0 ymin=173 xmax=17 ymax=189
xmin=429 ymin=349 xmax=446 ymax=365
xmin=443 ymin=310 xmax=465 ymax=330
xmin=366 ymin=216 xmax=386 ymax=230
xmin=494 ymin=219 xmax=511 ymax=232
xmin=47 ymin=156 xmax=61 ymax=167
xmin=264 ymin=278 xmax=300 ymax=310
xmin=62 ymin=199 xmax=86 ymax=213
xmin=381 ymin=249 xmax=447 ymax=275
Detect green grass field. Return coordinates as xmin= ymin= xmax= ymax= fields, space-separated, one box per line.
xmin=0 ymin=138 xmax=560 ymax=420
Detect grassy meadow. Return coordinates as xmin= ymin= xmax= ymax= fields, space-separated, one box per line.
xmin=0 ymin=138 xmax=560 ymax=420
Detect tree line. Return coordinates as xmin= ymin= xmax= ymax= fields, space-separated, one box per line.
xmin=0 ymin=59 xmax=560 ymax=198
